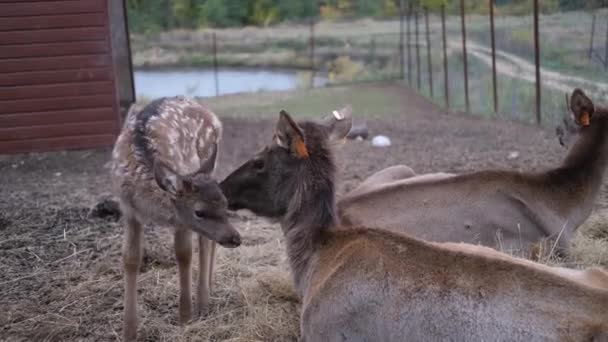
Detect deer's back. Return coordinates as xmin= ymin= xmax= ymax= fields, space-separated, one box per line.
xmin=337 ymin=170 xmax=566 ymax=253
xmin=302 ymin=229 xmax=608 ymax=341
xmin=112 ymin=97 xmax=221 ymax=181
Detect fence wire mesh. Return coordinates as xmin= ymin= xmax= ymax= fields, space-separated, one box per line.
xmin=130 ymin=1 xmax=608 ymax=126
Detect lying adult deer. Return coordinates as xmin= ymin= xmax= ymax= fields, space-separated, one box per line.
xmin=220 ymin=107 xmax=608 ymax=341
xmin=111 ymin=97 xmax=241 ymax=340
xmin=339 ymin=88 xmax=606 ymax=255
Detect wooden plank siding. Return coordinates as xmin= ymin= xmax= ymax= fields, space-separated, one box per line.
xmin=0 ymin=1 xmax=106 ymax=17
xmin=0 ymin=27 xmax=108 ymax=45
xmin=0 ymin=0 xmax=121 ymax=154
xmin=0 ymin=82 xmax=115 ymax=100
xmin=0 ymin=13 xmax=107 ymax=31
xmin=0 ymin=135 xmax=117 ymax=154
xmin=0 ymin=55 xmax=112 ymax=73
xmin=0 ymin=108 xmax=116 ymax=127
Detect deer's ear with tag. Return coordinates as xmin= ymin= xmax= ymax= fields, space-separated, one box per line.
xmin=275 ymin=110 xmax=309 ymax=158
xmin=570 ymin=88 xmax=595 ymax=127
xmin=322 ymin=105 xmax=353 ymax=142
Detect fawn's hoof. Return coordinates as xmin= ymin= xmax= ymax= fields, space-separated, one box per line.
xmin=194 ymin=304 xmax=210 ymax=319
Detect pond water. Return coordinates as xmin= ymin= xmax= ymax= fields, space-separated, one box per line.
xmin=134 ymin=67 xmax=327 ymax=99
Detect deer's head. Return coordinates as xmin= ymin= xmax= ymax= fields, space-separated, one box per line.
xmin=556 ymin=88 xmax=596 ymax=149
xmin=220 ymin=107 xmax=352 ymax=218
xmin=154 ymin=144 xmax=240 ymax=247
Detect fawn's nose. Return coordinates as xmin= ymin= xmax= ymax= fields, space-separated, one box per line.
xmin=220 ymin=234 xmax=241 ymax=248
xmin=230 ymin=235 xmax=241 ymax=247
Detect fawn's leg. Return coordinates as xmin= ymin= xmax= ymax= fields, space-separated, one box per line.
xmin=207 ymin=240 xmax=216 ymax=289
xmin=174 ymin=229 xmax=193 ymax=324
xmin=195 ymin=235 xmax=215 ymax=317
xmin=123 ymin=214 xmax=143 ymax=341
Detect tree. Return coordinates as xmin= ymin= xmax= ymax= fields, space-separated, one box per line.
xmin=198 ymin=0 xmax=249 ymax=27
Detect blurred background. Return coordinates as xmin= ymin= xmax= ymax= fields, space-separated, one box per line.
xmin=128 ymin=0 xmax=608 ymax=125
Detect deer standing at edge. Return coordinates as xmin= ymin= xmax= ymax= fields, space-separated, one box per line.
xmin=339 ymin=89 xmax=608 ymax=256
xmin=220 ymin=107 xmax=608 ymax=341
xmin=111 ymin=97 xmax=241 ymax=340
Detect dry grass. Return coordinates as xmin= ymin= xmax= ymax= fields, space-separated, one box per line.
xmin=0 ymin=148 xmax=301 ymax=341
xmin=123 ymin=211 xmax=301 ymax=342
xmin=0 ymin=195 xmax=300 ymax=341
xmin=569 ymin=209 xmax=608 ymax=269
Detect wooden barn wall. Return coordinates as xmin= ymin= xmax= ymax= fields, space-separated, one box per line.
xmin=0 ymin=0 xmax=122 ymax=154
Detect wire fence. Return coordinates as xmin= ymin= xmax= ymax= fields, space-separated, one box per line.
xmin=132 ymin=1 xmax=608 ymax=126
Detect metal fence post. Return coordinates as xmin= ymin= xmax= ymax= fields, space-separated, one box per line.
xmin=370 ymin=36 xmax=376 ymax=64
xmin=490 ymin=0 xmax=498 ymax=113
xmin=460 ymin=0 xmax=470 ymax=113
xmin=441 ymin=4 xmax=449 ymax=108
xmin=407 ymin=2 xmax=412 ymax=86
xmin=212 ymin=32 xmax=219 ymax=97
xmin=310 ymin=17 xmax=316 ymax=88
xmin=399 ymin=0 xmax=405 ymax=80
xmin=425 ymin=7 xmax=433 ymax=98
xmin=415 ymin=9 xmax=421 ymax=90
xmin=533 ymin=0 xmax=541 ymax=124
xmin=309 ymin=17 xmax=316 ymax=88
xmin=589 ymin=13 xmax=596 ymax=60
xmin=604 ymin=14 xmax=608 ymax=69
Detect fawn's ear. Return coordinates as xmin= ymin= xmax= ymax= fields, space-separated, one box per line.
xmin=197 ymin=143 xmax=218 ymax=175
xmin=570 ymin=88 xmax=595 ymax=127
xmin=275 ymin=110 xmax=308 ymax=158
xmin=154 ymin=161 xmax=184 ymax=196
xmin=323 ymin=105 xmax=353 ymax=142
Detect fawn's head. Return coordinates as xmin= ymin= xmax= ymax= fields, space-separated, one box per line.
xmin=220 ymin=107 xmax=353 ymax=218
xmin=154 ymin=144 xmax=240 ymax=247
xmin=556 ymin=88 xmax=598 ymax=149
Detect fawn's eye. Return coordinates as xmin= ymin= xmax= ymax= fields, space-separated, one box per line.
xmin=194 ymin=210 xmax=206 ymax=219
xmin=253 ymin=159 xmax=265 ymax=170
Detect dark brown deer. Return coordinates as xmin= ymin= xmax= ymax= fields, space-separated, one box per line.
xmin=338 ymin=89 xmax=607 ymax=256
xmin=220 ymin=107 xmax=608 ymax=341
xmin=111 ymin=97 xmax=241 ymax=340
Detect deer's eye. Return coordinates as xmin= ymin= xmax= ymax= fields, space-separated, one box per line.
xmin=253 ymin=159 xmax=265 ymax=170
xmin=194 ymin=210 xmax=207 ymax=219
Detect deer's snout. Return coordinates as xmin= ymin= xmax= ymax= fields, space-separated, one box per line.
xmin=218 ymin=233 xmax=241 ymax=248
xmin=213 ymin=219 xmax=241 ymax=248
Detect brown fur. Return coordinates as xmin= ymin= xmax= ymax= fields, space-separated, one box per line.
xmin=221 ymin=106 xmax=608 ymax=341
xmin=111 ymin=97 xmax=240 ymax=340
xmin=339 ymin=89 xmax=607 ymax=256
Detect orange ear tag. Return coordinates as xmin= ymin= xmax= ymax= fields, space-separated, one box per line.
xmin=580 ymin=112 xmax=590 ymax=126
xmin=293 ymin=137 xmax=309 ymax=159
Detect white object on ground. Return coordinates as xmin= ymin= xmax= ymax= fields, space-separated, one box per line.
xmin=508 ymin=151 xmax=520 ymax=159
xmin=372 ymin=135 xmax=391 ymax=147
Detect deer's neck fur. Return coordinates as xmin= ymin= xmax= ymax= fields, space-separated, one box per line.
xmin=555 ymin=113 xmax=608 ymax=185
xmin=280 ymin=152 xmax=338 ymax=295
xmin=552 ymin=112 xmax=608 ymax=203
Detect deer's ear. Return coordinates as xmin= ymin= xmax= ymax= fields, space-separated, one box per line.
xmin=197 ymin=143 xmax=218 ymax=175
xmin=323 ymin=105 xmax=353 ymax=142
xmin=570 ymin=89 xmax=595 ymax=127
xmin=275 ymin=110 xmax=308 ymax=158
xmin=154 ymin=161 xmax=183 ymax=196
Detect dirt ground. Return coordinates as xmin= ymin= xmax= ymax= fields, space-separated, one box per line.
xmin=1 ymin=84 xmax=607 ymax=341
